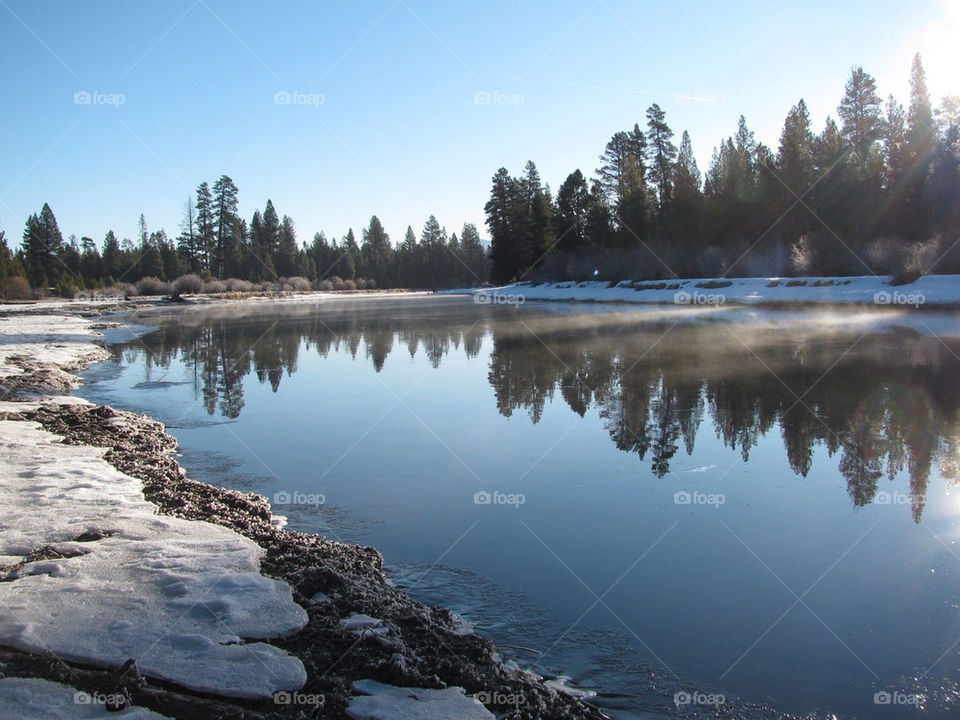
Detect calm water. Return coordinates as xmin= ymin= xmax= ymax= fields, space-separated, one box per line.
xmin=79 ymin=296 xmax=960 ymax=719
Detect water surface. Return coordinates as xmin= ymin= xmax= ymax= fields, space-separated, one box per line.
xmin=79 ymin=296 xmax=960 ymax=719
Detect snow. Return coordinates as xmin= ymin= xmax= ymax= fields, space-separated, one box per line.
xmin=0 ymin=419 xmax=308 ymax=698
xmin=0 ymin=313 xmax=108 ymax=382
xmin=341 ymin=613 xmax=389 ymax=638
xmin=0 ymin=313 xmax=309 ymax=700
xmin=346 ymin=679 xmax=494 ymax=720
xmin=459 ymin=274 xmax=960 ymax=307
xmin=0 ymin=677 xmax=172 ymax=719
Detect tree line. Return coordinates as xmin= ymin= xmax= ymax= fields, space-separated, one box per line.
xmin=485 ymin=54 xmax=960 ymax=283
xmin=0 ymin=178 xmax=488 ymax=299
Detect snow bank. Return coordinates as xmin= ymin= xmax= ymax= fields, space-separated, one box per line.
xmin=0 ymin=313 xmax=108 ymax=383
xmin=0 ymin=418 xmax=308 ymax=698
xmin=346 ymin=679 xmax=494 ymax=720
xmin=0 ymin=677 xmax=171 ymax=719
xmin=0 ymin=312 xmax=309 ymax=699
xmin=461 ymin=274 xmax=960 ymax=306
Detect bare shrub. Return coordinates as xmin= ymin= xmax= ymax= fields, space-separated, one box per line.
xmin=789 ymin=235 xmax=817 ymax=276
xmin=203 ymin=280 xmax=227 ymax=294
xmin=865 ymin=236 xmax=941 ymax=284
xmin=173 ymin=273 xmax=203 ymax=294
xmin=341 ymin=279 xmax=356 ymax=291
xmin=226 ymin=278 xmax=255 ymax=292
xmin=1 ymin=276 xmax=32 ymax=301
xmin=329 ymin=276 xmax=345 ymax=290
xmin=104 ymin=283 xmax=135 ymax=299
xmin=135 ymin=276 xmax=171 ymax=296
xmin=284 ymin=276 xmax=311 ymax=292
xmin=317 ymin=279 xmax=333 ymax=291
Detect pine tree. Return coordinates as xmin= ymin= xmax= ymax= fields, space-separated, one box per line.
xmin=101 ymin=230 xmax=122 ymax=280
xmin=555 ymin=170 xmax=590 ymax=251
xmin=22 ymin=203 xmax=64 ymax=289
xmin=79 ymin=236 xmax=100 ymax=281
xmin=671 ymin=130 xmax=703 ymax=257
xmin=776 ymin=100 xmax=816 ymax=243
xmin=646 ymin=103 xmax=677 ymax=224
xmin=139 ymin=218 xmax=164 ymax=279
xmin=485 ymin=167 xmax=520 ymax=283
xmin=195 ymin=182 xmax=215 ymax=272
xmin=342 ymin=229 xmax=359 ymax=280
xmin=459 ymin=222 xmax=487 ymax=285
xmin=275 ymin=215 xmax=298 ymax=277
xmin=397 ymin=225 xmax=419 ymax=287
xmin=906 ymin=53 xmax=934 ymax=165
xmin=838 ymin=67 xmax=882 ymax=161
xmin=212 ymin=175 xmax=239 ymax=277
xmin=361 ymin=215 xmax=393 ymax=287
xmin=177 ymin=196 xmax=201 ymax=274
xmin=0 ymin=223 xmax=13 ymax=281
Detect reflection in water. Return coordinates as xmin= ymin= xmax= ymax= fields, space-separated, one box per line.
xmin=121 ymin=301 xmax=960 ymax=523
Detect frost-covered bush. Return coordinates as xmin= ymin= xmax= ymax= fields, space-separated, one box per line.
xmin=283 ymin=276 xmax=311 ymax=292
xmin=104 ymin=283 xmax=135 ymax=299
xmin=1 ymin=276 xmax=32 ymax=301
xmin=135 ymin=277 xmax=171 ymax=296
xmin=203 ymin=280 xmax=227 ymax=294
xmin=317 ymin=279 xmax=334 ymax=291
xmin=173 ymin=273 xmax=203 ymax=294
xmin=224 ymin=278 xmax=253 ymax=292
xmin=342 ymin=279 xmax=356 ymax=291
xmin=329 ymin=276 xmax=345 ymax=290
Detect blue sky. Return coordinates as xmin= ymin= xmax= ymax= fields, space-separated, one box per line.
xmin=1 ymin=0 xmax=956 ymax=250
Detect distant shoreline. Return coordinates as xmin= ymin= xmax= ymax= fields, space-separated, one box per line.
xmin=444 ymin=273 xmax=960 ymax=308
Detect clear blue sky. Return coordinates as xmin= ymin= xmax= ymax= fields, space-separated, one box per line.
xmin=1 ymin=0 xmax=955 ymax=250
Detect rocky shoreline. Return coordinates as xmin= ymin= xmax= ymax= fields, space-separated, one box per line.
xmin=0 ymin=308 xmax=605 ymax=719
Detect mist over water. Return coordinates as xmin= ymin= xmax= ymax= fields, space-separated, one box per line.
xmin=80 ymin=296 xmax=960 ymax=719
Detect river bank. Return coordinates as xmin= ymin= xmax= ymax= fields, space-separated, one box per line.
xmin=0 ymin=307 xmax=603 ymax=719
xmin=455 ymin=273 xmax=960 ymax=307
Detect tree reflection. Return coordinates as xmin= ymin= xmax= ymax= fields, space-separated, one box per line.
xmin=118 ymin=302 xmax=960 ymax=521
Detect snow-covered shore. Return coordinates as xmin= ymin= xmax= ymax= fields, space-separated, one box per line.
xmin=458 ymin=273 xmax=960 ymax=306
xmin=0 ymin=308 xmax=602 ymax=719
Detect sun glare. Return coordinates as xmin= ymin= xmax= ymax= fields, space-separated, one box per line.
xmin=916 ymin=0 xmax=960 ymax=97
